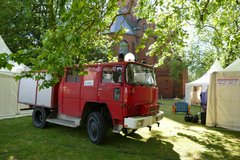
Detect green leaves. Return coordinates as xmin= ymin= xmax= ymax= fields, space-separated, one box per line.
xmin=1 ymin=0 xmax=239 ymax=85
xmin=15 ymin=0 xmax=119 ymax=88
xmin=135 ymin=0 xmax=240 ymax=80
xmin=0 ymin=53 xmax=9 ymax=69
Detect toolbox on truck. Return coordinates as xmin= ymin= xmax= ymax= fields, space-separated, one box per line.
xmin=18 ymin=77 xmax=58 ymax=108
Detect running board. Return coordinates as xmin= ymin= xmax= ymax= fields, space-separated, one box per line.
xmin=47 ymin=118 xmax=79 ymax=128
xmin=46 ymin=113 xmax=81 ymax=128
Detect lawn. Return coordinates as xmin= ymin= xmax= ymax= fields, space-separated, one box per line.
xmin=0 ymin=99 xmax=240 ymax=160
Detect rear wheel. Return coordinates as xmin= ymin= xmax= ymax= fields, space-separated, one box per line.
xmin=87 ymin=112 xmax=106 ymax=144
xmin=32 ymin=107 xmax=48 ymax=128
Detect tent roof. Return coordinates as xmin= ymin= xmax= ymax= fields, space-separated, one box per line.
xmin=0 ymin=35 xmax=30 ymax=73
xmin=186 ymin=60 xmax=223 ymax=86
xmin=0 ymin=36 xmax=11 ymax=54
xmin=0 ymin=60 xmax=30 ymax=74
xmin=224 ymin=58 xmax=240 ymax=71
xmin=0 ymin=70 xmax=16 ymax=77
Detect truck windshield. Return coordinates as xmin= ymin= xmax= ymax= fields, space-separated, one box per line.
xmin=126 ymin=63 xmax=156 ymax=86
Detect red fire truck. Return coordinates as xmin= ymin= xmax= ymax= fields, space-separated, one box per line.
xmin=18 ymin=61 xmax=163 ymax=144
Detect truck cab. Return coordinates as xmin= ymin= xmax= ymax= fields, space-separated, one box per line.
xmin=18 ymin=61 xmax=163 ymax=144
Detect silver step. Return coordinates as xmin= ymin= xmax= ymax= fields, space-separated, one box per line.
xmin=112 ymin=124 xmax=123 ymax=133
xmin=47 ymin=118 xmax=80 ymax=128
xmin=46 ymin=113 xmax=81 ymax=128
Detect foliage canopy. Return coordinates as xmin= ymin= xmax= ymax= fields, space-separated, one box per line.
xmin=0 ymin=0 xmax=239 ymax=85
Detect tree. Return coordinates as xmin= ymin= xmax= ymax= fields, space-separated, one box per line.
xmin=185 ymin=0 xmax=240 ymax=78
xmin=1 ymin=0 xmax=239 ymax=86
xmin=0 ymin=1 xmax=50 ymax=52
xmin=135 ymin=0 xmax=240 ymax=79
xmin=17 ymin=0 xmax=119 ymax=87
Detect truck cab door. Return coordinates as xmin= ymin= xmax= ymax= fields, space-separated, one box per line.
xmin=98 ymin=66 xmax=123 ymax=120
xmin=61 ymin=69 xmax=81 ymax=117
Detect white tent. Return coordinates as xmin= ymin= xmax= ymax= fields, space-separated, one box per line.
xmin=0 ymin=35 xmax=11 ymax=54
xmin=0 ymin=36 xmax=30 ymax=73
xmin=206 ymin=58 xmax=240 ymax=131
xmin=0 ymin=36 xmax=30 ymax=119
xmin=0 ymin=71 xmax=30 ymax=119
xmin=185 ymin=60 xmax=223 ymax=105
xmin=224 ymin=58 xmax=240 ymax=71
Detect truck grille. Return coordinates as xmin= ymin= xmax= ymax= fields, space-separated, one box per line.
xmin=140 ymin=104 xmax=159 ymax=116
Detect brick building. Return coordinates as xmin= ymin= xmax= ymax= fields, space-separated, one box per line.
xmin=109 ymin=0 xmax=188 ymax=98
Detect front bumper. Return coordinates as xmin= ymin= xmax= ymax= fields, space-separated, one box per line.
xmin=124 ymin=111 xmax=164 ymax=129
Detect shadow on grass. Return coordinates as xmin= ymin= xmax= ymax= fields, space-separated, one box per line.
xmin=104 ymin=130 xmax=180 ymax=160
xmin=159 ymin=99 xmax=240 ymax=159
xmin=177 ymin=130 xmax=240 ymax=160
xmin=2 ymin=107 xmax=240 ymax=160
xmin=43 ymin=124 xmax=181 ymax=160
xmin=0 ymin=117 xmax=180 ymax=160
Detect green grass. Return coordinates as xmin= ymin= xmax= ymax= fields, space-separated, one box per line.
xmin=159 ymin=99 xmax=202 ymax=124
xmin=0 ymin=99 xmax=240 ymax=160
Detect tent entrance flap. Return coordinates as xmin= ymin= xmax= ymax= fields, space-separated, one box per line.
xmin=185 ymin=60 xmax=223 ymax=105
xmin=207 ymin=70 xmax=240 ymax=131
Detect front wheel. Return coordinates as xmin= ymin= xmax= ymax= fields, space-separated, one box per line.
xmin=32 ymin=107 xmax=48 ymax=128
xmin=87 ymin=112 xmax=106 ymax=144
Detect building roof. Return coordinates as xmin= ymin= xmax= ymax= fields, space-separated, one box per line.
xmin=110 ymin=15 xmax=135 ymax=35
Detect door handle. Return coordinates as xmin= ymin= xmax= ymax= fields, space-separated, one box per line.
xmin=98 ymin=88 xmax=103 ymax=91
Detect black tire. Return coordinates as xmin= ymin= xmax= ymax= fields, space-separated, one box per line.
xmin=87 ymin=112 xmax=106 ymax=144
xmin=32 ymin=107 xmax=48 ymax=128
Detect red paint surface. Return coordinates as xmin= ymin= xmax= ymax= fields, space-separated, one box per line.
xmin=58 ymin=62 xmax=159 ymax=125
